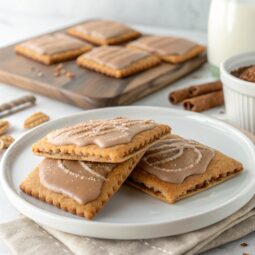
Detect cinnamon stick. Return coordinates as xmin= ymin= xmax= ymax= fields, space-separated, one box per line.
xmin=169 ymin=80 xmax=222 ymax=104
xmin=189 ymin=81 xmax=222 ymax=97
xmin=169 ymin=88 xmax=190 ymax=104
xmin=183 ymin=91 xmax=224 ymax=112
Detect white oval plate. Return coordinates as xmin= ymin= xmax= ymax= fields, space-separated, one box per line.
xmin=1 ymin=106 xmax=255 ymax=240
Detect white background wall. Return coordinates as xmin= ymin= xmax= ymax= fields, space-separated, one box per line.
xmin=0 ymin=0 xmax=211 ymax=31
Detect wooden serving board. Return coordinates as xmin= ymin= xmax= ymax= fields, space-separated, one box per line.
xmin=0 ymin=22 xmax=206 ymax=109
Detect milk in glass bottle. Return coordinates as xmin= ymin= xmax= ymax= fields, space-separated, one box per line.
xmin=208 ymin=0 xmax=255 ymax=77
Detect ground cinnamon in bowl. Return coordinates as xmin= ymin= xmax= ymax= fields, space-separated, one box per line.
xmin=231 ymin=65 xmax=255 ymax=83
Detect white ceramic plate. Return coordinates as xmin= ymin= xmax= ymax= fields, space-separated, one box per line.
xmin=1 ymin=106 xmax=255 ymax=239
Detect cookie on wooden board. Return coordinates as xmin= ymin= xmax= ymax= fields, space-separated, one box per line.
xmin=77 ymin=46 xmax=161 ymax=78
xmin=129 ymin=35 xmax=205 ymax=64
xmin=68 ymin=19 xmax=141 ymax=45
xmin=15 ymin=33 xmax=92 ymax=65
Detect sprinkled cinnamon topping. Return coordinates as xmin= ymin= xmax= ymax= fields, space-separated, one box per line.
xmin=47 ymin=117 xmax=156 ymax=148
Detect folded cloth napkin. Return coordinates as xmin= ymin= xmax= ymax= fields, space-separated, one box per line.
xmin=0 ymin=130 xmax=254 ymax=255
xmin=1 ymin=196 xmax=255 ymax=255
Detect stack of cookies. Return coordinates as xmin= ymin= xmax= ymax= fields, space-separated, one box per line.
xmin=15 ymin=19 xmax=206 ymax=78
xmin=20 ymin=117 xmax=243 ymax=220
xmin=21 ymin=118 xmax=170 ymax=219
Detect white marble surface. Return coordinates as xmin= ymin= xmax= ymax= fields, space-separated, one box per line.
xmin=0 ymin=15 xmax=254 ymax=255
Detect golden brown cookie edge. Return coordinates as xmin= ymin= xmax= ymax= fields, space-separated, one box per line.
xmin=32 ymin=124 xmax=171 ymax=163
xmin=15 ymin=44 xmax=92 ymax=65
xmin=67 ymin=27 xmax=141 ymax=45
xmin=127 ymin=150 xmax=243 ymax=203
xmin=76 ymin=53 xmax=161 ymax=78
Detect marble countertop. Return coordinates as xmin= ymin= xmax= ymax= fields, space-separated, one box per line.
xmin=0 ymin=15 xmax=254 ymax=255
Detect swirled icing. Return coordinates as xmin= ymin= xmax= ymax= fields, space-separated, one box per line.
xmin=139 ymin=136 xmax=215 ymax=183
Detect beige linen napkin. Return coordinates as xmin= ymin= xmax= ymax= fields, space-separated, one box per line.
xmin=0 ymin=197 xmax=255 ymax=255
xmin=0 ymin=130 xmax=254 ymax=255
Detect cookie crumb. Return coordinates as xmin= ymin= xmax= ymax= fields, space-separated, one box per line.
xmin=60 ymin=69 xmax=66 ymax=75
xmin=55 ymin=63 xmax=64 ymax=71
xmin=240 ymin=242 xmax=248 ymax=247
xmin=37 ymin=71 xmax=44 ymax=77
xmin=65 ymin=71 xmax=75 ymax=78
xmin=54 ymin=71 xmax=60 ymax=77
xmin=53 ymin=63 xmax=75 ymax=79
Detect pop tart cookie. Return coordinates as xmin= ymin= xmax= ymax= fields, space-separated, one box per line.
xmin=32 ymin=117 xmax=171 ymax=163
xmin=129 ymin=35 xmax=205 ymax=64
xmin=20 ymin=153 xmax=143 ymax=219
xmin=67 ymin=19 xmax=141 ymax=45
xmin=77 ymin=46 xmax=161 ymax=78
xmin=127 ymin=135 xmax=243 ymax=203
xmin=15 ymin=33 xmax=92 ymax=65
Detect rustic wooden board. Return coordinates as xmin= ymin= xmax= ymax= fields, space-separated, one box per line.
xmin=0 ymin=22 xmax=206 ymax=109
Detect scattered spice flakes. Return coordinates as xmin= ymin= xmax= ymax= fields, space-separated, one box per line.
xmin=240 ymin=242 xmax=248 ymax=247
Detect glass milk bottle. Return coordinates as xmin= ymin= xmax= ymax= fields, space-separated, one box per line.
xmin=208 ymin=0 xmax=255 ymax=77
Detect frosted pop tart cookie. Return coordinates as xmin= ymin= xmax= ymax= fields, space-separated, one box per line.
xmin=68 ymin=19 xmax=141 ymax=45
xmin=20 ymin=153 xmax=143 ymax=219
xmin=127 ymin=135 xmax=243 ymax=203
xmin=15 ymin=33 xmax=92 ymax=65
xmin=77 ymin=46 xmax=161 ymax=78
xmin=129 ymin=35 xmax=205 ymax=64
xmin=32 ymin=117 xmax=171 ymax=163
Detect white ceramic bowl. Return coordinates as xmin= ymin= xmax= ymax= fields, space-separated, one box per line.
xmin=221 ymin=52 xmax=255 ymax=134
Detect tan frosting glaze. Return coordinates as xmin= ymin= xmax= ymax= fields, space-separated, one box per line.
xmin=21 ymin=33 xmax=86 ymax=55
xmin=47 ymin=117 xmax=156 ymax=147
xmin=75 ymin=20 xmax=135 ymax=40
xmin=139 ymin=136 xmax=215 ymax=183
xmin=131 ymin=36 xmax=197 ymax=56
xmin=39 ymin=158 xmax=116 ymax=204
xmin=83 ymin=46 xmax=150 ymax=69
